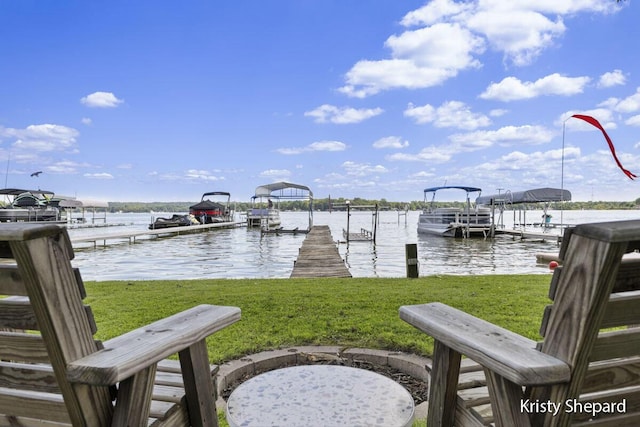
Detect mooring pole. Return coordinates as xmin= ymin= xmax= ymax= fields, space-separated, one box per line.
xmin=346 ymin=201 xmax=350 ymax=243
xmin=405 ymin=243 xmax=419 ymax=278
xmin=372 ymin=203 xmax=378 ymax=243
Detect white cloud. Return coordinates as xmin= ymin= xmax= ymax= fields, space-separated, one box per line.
xmin=405 ymin=101 xmax=491 ymax=130
xmin=339 ymin=1 xmax=617 ymax=97
xmin=401 ymin=0 xmax=472 ymax=27
xmin=80 ymin=91 xmax=124 ymax=108
xmin=480 ymin=73 xmax=590 ymax=101
xmin=341 ymin=161 xmax=388 ymax=177
xmin=373 ymin=136 xmax=409 ymax=149
xmin=611 ymin=87 xmax=640 ymax=113
xmin=81 ymin=117 xmax=93 ymax=125
xmin=185 ymin=169 xmax=223 ymax=181
xmin=389 ymin=123 xmax=554 ymax=166
xmin=625 ymin=115 xmax=640 ymax=127
xmin=339 ymin=23 xmax=484 ymax=98
xmin=465 ymin=7 xmax=565 ymax=67
xmin=473 ymin=146 xmax=581 ymax=182
xmin=560 ymin=108 xmax=616 ymax=131
xmin=84 ymin=172 xmax=114 ymax=179
xmin=46 ymin=160 xmax=91 ymax=174
xmin=260 ymin=169 xmax=291 ymax=179
xmin=490 ymin=109 xmax=508 ymax=117
xmin=598 ymin=69 xmax=626 ymax=88
xmin=304 ymin=104 xmax=383 ymax=124
xmin=277 ymin=140 xmax=346 ymax=155
xmin=388 ymin=146 xmax=453 ymax=164
xmin=450 ymin=125 xmax=555 ymax=147
xmin=1 ymin=124 xmax=79 ymax=152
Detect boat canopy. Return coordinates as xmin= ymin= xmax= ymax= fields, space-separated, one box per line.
xmin=189 ymin=200 xmax=225 ymax=210
xmin=0 ymin=188 xmax=55 ymax=197
xmin=201 ymin=191 xmax=231 ymax=199
xmin=423 ymin=186 xmax=482 ymax=194
xmin=476 ymin=187 xmax=571 ymax=205
xmin=253 ymin=182 xmax=313 ymax=200
xmin=58 ymin=199 xmax=109 ymax=209
xmin=191 ymin=191 xmax=231 ymax=210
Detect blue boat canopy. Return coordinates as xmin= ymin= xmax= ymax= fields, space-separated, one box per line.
xmin=423 ymin=186 xmax=482 ymax=193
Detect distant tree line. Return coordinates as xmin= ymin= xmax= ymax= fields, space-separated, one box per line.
xmin=107 ymin=197 xmax=640 ymax=213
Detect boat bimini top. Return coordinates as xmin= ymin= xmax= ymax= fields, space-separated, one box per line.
xmin=253 ymin=182 xmax=313 ymax=201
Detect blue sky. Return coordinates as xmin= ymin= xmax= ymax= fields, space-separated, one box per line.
xmin=1 ymin=0 xmax=639 ymax=203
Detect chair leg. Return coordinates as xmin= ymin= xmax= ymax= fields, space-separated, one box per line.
xmin=485 ymin=370 xmax=531 ymax=427
xmin=112 ymin=364 xmax=157 ymax=426
xmin=179 ymin=339 xmax=218 ymax=427
xmin=428 ymin=339 xmax=462 ymax=427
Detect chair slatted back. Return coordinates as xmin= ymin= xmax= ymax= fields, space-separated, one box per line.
xmin=0 ymin=224 xmax=112 ymax=426
xmin=533 ymin=220 xmax=640 ymax=426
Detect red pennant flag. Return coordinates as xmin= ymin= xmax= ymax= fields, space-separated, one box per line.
xmin=571 ymin=114 xmax=636 ymax=180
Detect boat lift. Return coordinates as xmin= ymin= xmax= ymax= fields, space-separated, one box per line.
xmin=476 ymin=187 xmax=571 ymax=239
xmin=250 ymin=182 xmax=314 ymax=234
xmin=333 ymin=201 xmax=379 ymax=243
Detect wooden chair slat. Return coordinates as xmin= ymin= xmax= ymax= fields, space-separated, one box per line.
xmin=0 ymin=265 xmax=26 ymax=296
xmin=0 ymin=361 xmax=59 ymax=394
xmin=573 ymin=412 xmax=640 ymax=427
xmin=583 ymin=357 xmax=640 ymax=394
xmin=0 ymin=332 xmax=49 ymax=363
xmin=0 ymin=298 xmax=38 ymax=330
xmin=542 ymin=290 xmax=640 ymax=338
xmin=571 ymin=385 xmax=640 ymax=423
xmin=602 ymin=291 xmax=640 ymax=328
xmin=0 ymin=416 xmax=70 ymax=427
xmin=591 ymin=329 xmax=640 ymax=362
xmin=0 ymin=386 xmax=70 ymax=423
xmin=612 ymin=256 xmax=640 ymax=293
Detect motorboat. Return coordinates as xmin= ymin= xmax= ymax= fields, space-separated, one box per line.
xmin=417 ymin=186 xmax=492 ymax=237
xmin=189 ymin=191 xmax=233 ymax=224
xmin=0 ymin=188 xmax=62 ymax=222
xmin=149 ymin=214 xmax=198 ymax=230
xmin=247 ymin=182 xmax=313 ymax=231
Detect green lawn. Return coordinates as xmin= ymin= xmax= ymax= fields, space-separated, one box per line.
xmin=86 ymin=274 xmax=552 ymax=363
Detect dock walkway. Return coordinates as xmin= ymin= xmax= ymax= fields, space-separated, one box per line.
xmin=71 ymin=221 xmax=245 ymax=247
xmin=290 ymin=225 xmax=351 ymax=278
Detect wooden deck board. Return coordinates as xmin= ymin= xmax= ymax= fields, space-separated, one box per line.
xmin=71 ymin=221 xmax=245 ymax=247
xmin=290 ymin=225 xmax=351 ymax=278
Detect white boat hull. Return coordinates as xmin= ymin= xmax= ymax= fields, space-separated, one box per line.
xmin=246 ymin=208 xmax=281 ymax=229
xmin=418 ymin=207 xmax=492 ymax=238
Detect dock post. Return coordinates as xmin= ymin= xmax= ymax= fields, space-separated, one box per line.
xmin=346 ymin=202 xmax=350 ymax=243
xmin=372 ymin=203 xmax=378 ymax=243
xmin=405 ymin=243 xmax=419 ymax=278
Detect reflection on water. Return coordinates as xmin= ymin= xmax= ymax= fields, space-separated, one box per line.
xmin=67 ymin=209 xmax=639 ymax=281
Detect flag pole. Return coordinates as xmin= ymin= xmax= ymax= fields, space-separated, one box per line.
xmin=561 ymin=117 xmax=568 ymax=234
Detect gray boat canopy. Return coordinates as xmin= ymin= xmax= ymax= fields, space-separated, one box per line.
xmin=253 ymin=182 xmax=313 ymax=200
xmin=0 ymin=188 xmax=55 ymax=197
xmin=476 ymin=187 xmax=571 ymax=205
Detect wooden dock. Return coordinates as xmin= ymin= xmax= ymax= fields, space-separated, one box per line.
xmin=290 ymin=225 xmax=351 ymax=278
xmin=498 ymin=228 xmax=562 ymax=243
xmin=71 ymin=221 xmax=245 ymax=247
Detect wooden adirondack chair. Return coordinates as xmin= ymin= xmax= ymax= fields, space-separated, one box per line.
xmin=0 ymin=223 xmax=241 ymax=426
xmin=400 ymin=219 xmax=640 ymax=426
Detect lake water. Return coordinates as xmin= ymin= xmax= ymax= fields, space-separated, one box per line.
xmin=67 ymin=209 xmax=640 ymax=281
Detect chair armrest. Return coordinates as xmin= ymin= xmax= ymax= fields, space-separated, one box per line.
xmin=66 ymin=304 xmax=240 ymax=385
xmin=400 ymin=302 xmax=570 ymax=386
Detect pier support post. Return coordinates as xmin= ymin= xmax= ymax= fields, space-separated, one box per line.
xmin=405 ymin=243 xmax=419 ymax=278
